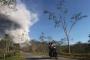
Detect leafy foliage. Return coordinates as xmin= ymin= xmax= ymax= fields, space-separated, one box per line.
xmin=0 ymin=34 xmax=20 ymax=59
xmin=0 ymin=0 xmax=16 ymax=9
xmin=0 ymin=0 xmax=16 ymax=5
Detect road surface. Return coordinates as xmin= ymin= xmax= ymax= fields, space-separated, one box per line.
xmin=23 ymin=52 xmax=77 ymax=60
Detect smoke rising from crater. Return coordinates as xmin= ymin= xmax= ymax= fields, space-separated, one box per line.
xmin=0 ymin=0 xmax=38 ymax=43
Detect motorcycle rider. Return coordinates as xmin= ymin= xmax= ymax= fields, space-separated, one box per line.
xmin=48 ymin=41 xmax=57 ymax=58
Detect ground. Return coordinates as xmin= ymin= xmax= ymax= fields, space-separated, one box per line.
xmin=23 ymin=52 xmax=78 ymax=60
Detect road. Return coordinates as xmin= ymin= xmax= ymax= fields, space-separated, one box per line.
xmin=23 ymin=52 xmax=77 ymax=60
xmin=26 ymin=57 xmax=77 ymax=60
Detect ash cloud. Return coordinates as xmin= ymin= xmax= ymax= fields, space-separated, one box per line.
xmin=0 ymin=0 xmax=38 ymax=43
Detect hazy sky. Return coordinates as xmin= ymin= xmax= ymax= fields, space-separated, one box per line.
xmin=23 ymin=0 xmax=90 ymax=44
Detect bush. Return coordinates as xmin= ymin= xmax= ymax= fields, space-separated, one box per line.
xmin=0 ymin=49 xmax=5 ymax=58
xmin=60 ymin=52 xmax=90 ymax=60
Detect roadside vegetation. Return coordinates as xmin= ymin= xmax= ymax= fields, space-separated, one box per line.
xmin=0 ymin=0 xmax=90 ymax=60
xmin=0 ymin=0 xmax=24 ymax=60
xmin=0 ymin=34 xmax=24 ymax=60
xmin=28 ymin=39 xmax=90 ymax=60
xmin=0 ymin=52 xmax=24 ymax=60
xmin=20 ymin=32 xmax=90 ymax=60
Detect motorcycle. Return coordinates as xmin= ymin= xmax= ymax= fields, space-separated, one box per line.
xmin=48 ymin=42 xmax=58 ymax=59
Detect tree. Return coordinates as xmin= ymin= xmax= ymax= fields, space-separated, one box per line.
xmin=40 ymin=32 xmax=46 ymax=42
xmin=30 ymin=39 xmax=37 ymax=53
xmin=0 ymin=34 xmax=14 ymax=59
xmin=0 ymin=0 xmax=16 ymax=5
xmin=44 ymin=0 xmax=87 ymax=53
xmin=0 ymin=0 xmax=16 ymax=8
xmin=3 ymin=34 xmax=14 ymax=52
xmin=88 ymin=34 xmax=90 ymax=44
xmin=39 ymin=32 xmax=47 ymax=53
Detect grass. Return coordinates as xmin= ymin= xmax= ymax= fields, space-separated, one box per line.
xmin=0 ymin=52 xmax=25 ymax=60
xmin=60 ymin=53 xmax=90 ymax=60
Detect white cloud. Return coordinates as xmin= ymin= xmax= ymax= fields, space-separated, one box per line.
xmin=0 ymin=0 xmax=38 ymax=43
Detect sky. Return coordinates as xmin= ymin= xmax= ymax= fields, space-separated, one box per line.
xmin=23 ymin=0 xmax=90 ymax=44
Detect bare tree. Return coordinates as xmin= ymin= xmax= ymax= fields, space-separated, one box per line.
xmin=39 ymin=32 xmax=48 ymax=53
xmin=40 ymin=32 xmax=46 ymax=42
xmin=44 ymin=0 xmax=87 ymax=53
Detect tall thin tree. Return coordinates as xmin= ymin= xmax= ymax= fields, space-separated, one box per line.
xmin=44 ymin=0 xmax=87 ymax=53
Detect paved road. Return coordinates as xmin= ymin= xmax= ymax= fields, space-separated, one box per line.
xmin=26 ymin=57 xmax=77 ymax=60
xmin=25 ymin=56 xmax=77 ymax=60
xmin=23 ymin=52 xmax=77 ymax=60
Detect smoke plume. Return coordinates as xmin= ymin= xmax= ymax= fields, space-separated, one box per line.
xmin=0 ymin=0 xmax=38 ymax=43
